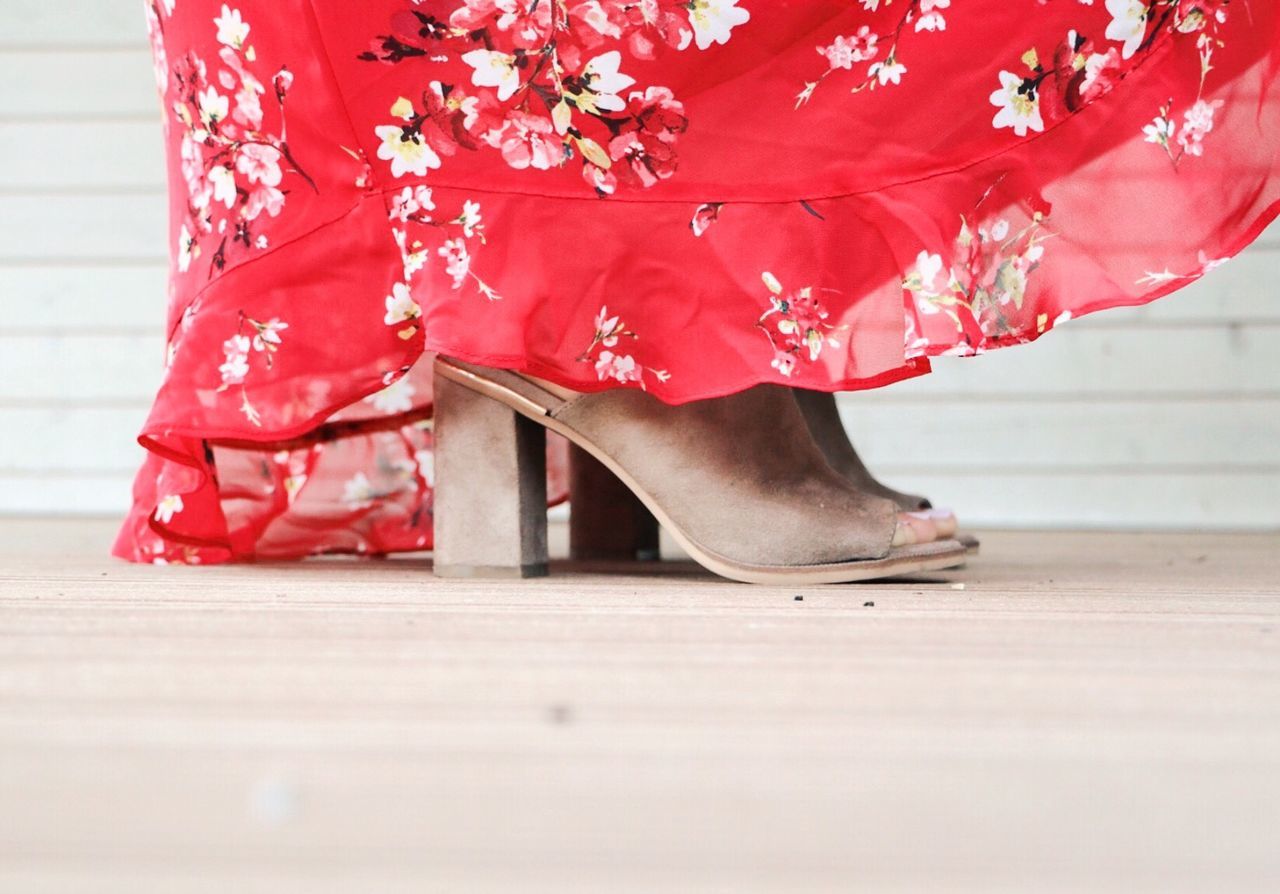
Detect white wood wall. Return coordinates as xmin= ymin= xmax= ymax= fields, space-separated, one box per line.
xmin=1 ymin=4 xmax=1277 ymax=529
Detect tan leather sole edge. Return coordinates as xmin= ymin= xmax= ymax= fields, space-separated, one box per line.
xmin=435 ymin=359 xmax=969 ymax=585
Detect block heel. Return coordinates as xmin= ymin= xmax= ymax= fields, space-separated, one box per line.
xmin=432 ymin=369 xmax=549 ymax=579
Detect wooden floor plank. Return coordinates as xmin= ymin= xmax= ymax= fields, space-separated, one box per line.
xmin=0 ymin=518 xmax=1277 ymax=892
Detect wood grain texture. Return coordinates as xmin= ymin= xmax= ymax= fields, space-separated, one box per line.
xmin=881 ymin=471 xmax=1280 ymax=529
xmin=0 ymin=195 xmax=167 ymax=261
xmin=0 ymin=3 xmax=144 ymax=48
xmin=0 ymin=520 xmax=1277 ymax=893
xmin=0 ymin=121 xmax=164 ymax=189
xmin=0 ymin=264 xmax=168 ymax=330
xmin=0 ymin=50 xmax=157 ymax=119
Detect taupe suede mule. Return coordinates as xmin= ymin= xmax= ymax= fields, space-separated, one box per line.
xmin=432 ymin=358 xmax=967 ymax=585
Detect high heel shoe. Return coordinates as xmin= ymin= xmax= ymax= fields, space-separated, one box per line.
xmin=431 ymin=358 xmax=968 ymax=585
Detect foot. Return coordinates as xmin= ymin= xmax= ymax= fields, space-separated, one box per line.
xmin=555 ymin=381 xmax=915 ymax=563
xmin=791 ymin=389 xmax=970 ymax=549
xmin=567 ymin=415 xmax=943 ymax=561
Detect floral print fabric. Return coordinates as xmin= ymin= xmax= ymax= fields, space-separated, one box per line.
xmin=117 ymin=0 xmax=1280 ymax=563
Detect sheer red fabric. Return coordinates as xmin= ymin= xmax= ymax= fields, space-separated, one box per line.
xmin=116 ymin=0 xmax=1280 ymax=563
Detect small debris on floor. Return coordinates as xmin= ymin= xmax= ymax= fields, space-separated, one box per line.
xmin=863 ymin=601 xmax=875 ymax=607
xmin=793 ymin=595 xmax=804 ymax=602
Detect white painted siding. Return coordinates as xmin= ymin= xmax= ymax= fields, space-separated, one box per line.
xmin=1 ymin=6 xmax=1277 ymax=528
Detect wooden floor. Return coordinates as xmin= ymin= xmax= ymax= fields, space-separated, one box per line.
xmin=1 ymin=519 xmax=1278 ymax=893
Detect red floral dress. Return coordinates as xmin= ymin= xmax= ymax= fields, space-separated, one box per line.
xmin=116 ymin=0 xmax=1280 ymax=563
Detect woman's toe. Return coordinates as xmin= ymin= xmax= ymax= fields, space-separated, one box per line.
xmin=892 ymin=517 xmax=918 ymax=547
xmin=900 ymin=511 xmax=939 ymax=544
xmin=924 ymin=508 xmax=959 ymax=538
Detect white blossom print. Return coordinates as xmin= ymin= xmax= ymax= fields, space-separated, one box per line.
xmin=216 ymin=312 xmax=289 ymax=425
xmin=361 ymin=0 xmax=750 ymax=194
xmin=798 ymin=0 xmax=949 ymax=107
xmin=577 ymin=306 xmax=670 ymax=388
xmin=156 ymin=4 xmax=315 ymax=278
